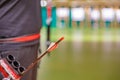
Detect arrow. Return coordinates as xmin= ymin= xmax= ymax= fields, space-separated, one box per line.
xmin=21 ymin=36 xmax=64 ymax=75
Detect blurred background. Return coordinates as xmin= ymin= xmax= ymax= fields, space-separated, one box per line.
xmin=37 ymin=0 xmax=120 ymax=80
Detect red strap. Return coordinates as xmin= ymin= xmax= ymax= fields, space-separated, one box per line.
xmin=0 ymin=66 xmax=9 ymax=78
xmin=0 ymin=33 xmax=40 ymax=43
xmin=47 ymin=6 xmax=52 ymax=18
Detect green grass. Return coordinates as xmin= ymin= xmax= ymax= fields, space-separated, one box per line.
xmin=40 ymin=27 xmax=120 ymax=42
xmin=37 ymin=27 xmax=120 ymax=80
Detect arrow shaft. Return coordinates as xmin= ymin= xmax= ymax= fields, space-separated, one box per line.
xmin=22 ymin=37 xmax=64 ymax=75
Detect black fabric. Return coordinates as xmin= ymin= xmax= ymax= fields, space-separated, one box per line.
xmin=0 ymin=73 xmax=4 ymax=80
xmin=0 ymin=0 xmax=41 ymax=80
xmin=0 ymin=0 xmax=10 ymax=7
xmin=0 ymin=0 xmax=41 ymax=38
